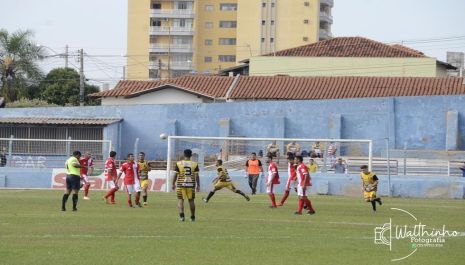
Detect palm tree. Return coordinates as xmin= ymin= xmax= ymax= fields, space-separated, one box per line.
xmin=0 ymin=29 xmax=44 ymax=102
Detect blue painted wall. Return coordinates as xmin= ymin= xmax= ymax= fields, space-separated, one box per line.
xmin=1 ymin=167 xmax=464 ymax=199
xmin=1 ymin=95 xmax=464 ymax=160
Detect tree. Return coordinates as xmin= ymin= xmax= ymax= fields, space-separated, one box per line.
xmin=39 ymin=68 xmax=100 ymax=106
xmin=0 ymin=29 xmax=44 ymax=102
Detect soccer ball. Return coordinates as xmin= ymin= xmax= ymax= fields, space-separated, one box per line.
xmin=365 ymin=184 xmax=373 ymax=192
xmin=159 ymin=133 xmax=168 ymax=140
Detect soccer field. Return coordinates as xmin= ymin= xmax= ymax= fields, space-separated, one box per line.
xmin=0 ymin=190 xmax=464 ymax=265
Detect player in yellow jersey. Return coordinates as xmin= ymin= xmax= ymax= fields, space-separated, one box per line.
xmin=172 ymin=149 xmax=200 ymax=222
xmin=138 ymin=152 xmax=151 ymax=206
xmin=360 ymin=165 xmax=382 ymax=212
xmin=203 ymin=159 xmax=250 ymax=203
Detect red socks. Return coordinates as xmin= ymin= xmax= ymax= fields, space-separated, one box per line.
xmin=104 ymin=188 xmax=118 ymax=203
xmin=268 ymin=193 xmax=277 ymax=207
xmin=280 ymin=190 xmax=290 ymax=205
xmin=84 ymin=184 xmax=90 ymax=196
xmin=305 ymin=198 xmax=315 ymax=212
xmin=297 ymin=198 xmax=304 ymax=214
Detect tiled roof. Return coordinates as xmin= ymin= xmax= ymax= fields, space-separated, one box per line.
xmin=91 ymin=75 xmax=465 ymax=101
xmin=90 ymin=75 xmax=234 ymax=98
xmin=264 ymin=37 xmax=428 ymax=58
xmin=0 ymin=117 xmax=122 ymax=125
xmin=230 ymin=76 xmax=465 ymax=100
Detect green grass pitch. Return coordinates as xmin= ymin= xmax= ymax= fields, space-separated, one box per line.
xmin=0 ymin=190 xmax=464 ymax=265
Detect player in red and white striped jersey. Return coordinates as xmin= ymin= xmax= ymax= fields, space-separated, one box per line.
xmin=278 ymin=154 xmax=297 ymax=206
xmin=294 ymin=156 xmax=316 ymax=215
xmin=265 ymin=154 xmax=280 ymax=208
xmin=117 ymin=153 xmax=142 ymax=208
xmin=103 ymin=151 xmax=118 ymax=204
xmin=79 ymin=152 xmax=94 ymax=200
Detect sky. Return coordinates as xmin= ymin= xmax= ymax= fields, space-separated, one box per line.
xmin=1 ymin=0 xmax=465 ymax=88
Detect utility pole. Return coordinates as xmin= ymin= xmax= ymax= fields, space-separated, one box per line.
xmin=158 ymin=59 xmax=162 ymax=79
xmin=79 ymin=49 xmax=85 ymax=106
xmin=65 ymin=45 xmax=69 ymax=68
xmin=168 ymin=23 xmax=171 ymax=79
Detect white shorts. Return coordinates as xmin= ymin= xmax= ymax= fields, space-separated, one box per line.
xmin=124 ymin=183 xmax=142 ymax=195
xmin=81 ymin=174 xmax=89 ymax=184
xmin=285 ymin=178 xmax=296 ymax=190
xmin=297 ymin=186 xmax=308 ymax=197
xmin=266 ymin=183 xmax=275 ymax=194
xmin=107 ymin=180 xmax=118 ymax=190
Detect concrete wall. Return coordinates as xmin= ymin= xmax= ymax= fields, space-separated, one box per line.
xmin=1 ymin=95 xmax=465 ymax=160
xmin=249 ymin=57 xmax=439 ymax=77
xmin=101 ymin=88 xmax=210 ymax=105
xmin=1 ymin=167 xmax=464 ymax=199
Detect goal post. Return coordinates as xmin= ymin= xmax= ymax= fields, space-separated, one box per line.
xmin=165 ymin=136 xmax=372 ymax=193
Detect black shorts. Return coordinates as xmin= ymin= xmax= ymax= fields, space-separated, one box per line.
xmin=66 ymin=174 xmax=81 ymax=190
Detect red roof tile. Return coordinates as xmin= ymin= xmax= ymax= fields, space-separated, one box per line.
xmin=90 ymin=75 xmax=465 ymax=101
xmin=230 ymin=76 xmax=465 ymax=100
xmin=264 ymin=37 xmax=428 ymax=58
xmin=90 ymin=75 xmax=234 ymax=98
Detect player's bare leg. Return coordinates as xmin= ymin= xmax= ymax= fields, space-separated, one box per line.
xmin=188 ymin=199 xmax=195 ymax=222
xmin=135 ymin=192 xmax=142 ymax=207
xmin=177 ymin=199 xmax=185 ymax=221
xmin=142 ymin=187 xmax=148 ymax=205
xmin=231 ymin=187 xmax=250 ymax=201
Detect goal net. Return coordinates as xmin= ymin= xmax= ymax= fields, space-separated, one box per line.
xmin=164 ymin=136 xmax=372 ymax=193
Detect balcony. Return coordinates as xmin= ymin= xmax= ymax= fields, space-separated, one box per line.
xmin=149 ymin=61 xmax=193 ymax=71
xmin=150 ymin=9 xmax=195 ymax=19
xmin=149 ymin=44 xmax=193 ymax=53
xmin=150 ymin=26 xmax=194 ymax=36
xmin=319 ymin=12 xmax=333 ymax=24
xmin=320 ymin=0 xmax=334 ymax=7
xmin=319 ymin=29 xmax=333 ymax=40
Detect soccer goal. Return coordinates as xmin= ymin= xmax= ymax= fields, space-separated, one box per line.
xmin=164 ymin=136 xmax=372 ymax=192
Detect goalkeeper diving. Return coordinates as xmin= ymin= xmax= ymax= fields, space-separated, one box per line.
xmin=203 ymin=160 xmax=250 ymax=203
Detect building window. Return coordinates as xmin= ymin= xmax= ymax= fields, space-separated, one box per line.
xmin=220 ymin=3 xmax=237 ymax=11
xmin=304 ymin=19 xmax=309 ymax=24
xmin=261 ymin=20 xmax=266 ymax=25
xmin=205 ymin=4 xmax=214 ymax=11
xmin=219 ymin=38 xmax=236 ymax=45
xmin=270 ymin=38 xmax=274 ymax=43
xmin=271 ymin=2 xmax=275 ymax=7
xmin=219 ymin=55 xmax=236 ymax=62
xmin=219 ymin=21 xmax=237 ymax=28
xmin=303 ymin=37 xmax=309 ymax=41
xmin=204 ymin=56 xmax=212 ymax=63
xmin=205 ymin=39 xmax=213 ymax=45
xmin=304 ymin=1 xmax=310 ymax=7
xmin=178 ymin=2 xmax=188 ymax=9
xmin=205 ymin=22 xmax=213 ymax=29
xmin=262 ymin=3 xmax=266 ymax=7
xmin=261 ymin=38 xmax=265 ymax=43
xmin=152 ymin=2 xmax=161 ymax=9
xmin=271 ymin=20 xmax=275 ymax=25
xmin=151 ymin=19 xmax=162 ymax=27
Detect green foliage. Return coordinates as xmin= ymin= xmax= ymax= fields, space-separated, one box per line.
xmin=5 ymin=98 xmax=58 ymax=108
xmin=0 ymin=29 xmax=44 ymax=102
xmin=38 ymin=67 xmax=100 ymax=106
